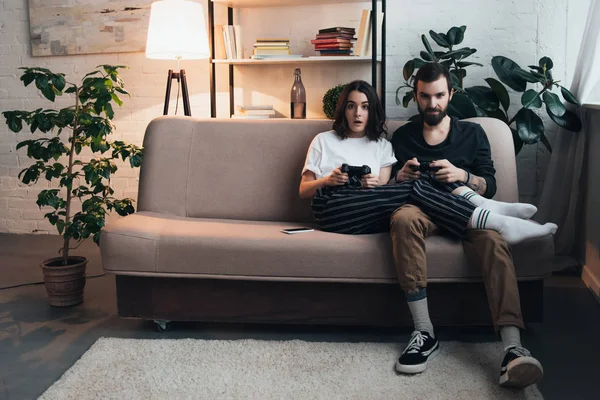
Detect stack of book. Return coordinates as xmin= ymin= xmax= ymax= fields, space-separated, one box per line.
xmin=311 ymin=27 xmax=356 ymax=56
xmin=231 ymin=105 xmax=276 ymax=119
xmin=252 ymin=38 xmax=300 ymax=59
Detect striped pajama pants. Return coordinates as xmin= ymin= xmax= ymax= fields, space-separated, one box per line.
xmin=311 ymin=174 xmax=477 ymax=236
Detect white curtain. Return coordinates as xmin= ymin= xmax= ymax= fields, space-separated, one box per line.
xmin=535 ymin=0 xmax=600 ymax=263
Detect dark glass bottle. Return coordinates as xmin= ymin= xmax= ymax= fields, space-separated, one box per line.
xmin=290 ymin=68 xmax=306 ymax=119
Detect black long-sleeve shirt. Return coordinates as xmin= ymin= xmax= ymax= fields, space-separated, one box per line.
xmin=390 ymin=116 xmax=497 ymax=198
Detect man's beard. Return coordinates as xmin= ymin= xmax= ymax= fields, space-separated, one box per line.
xmin=418 ymin=104 xmax=447 ymax=126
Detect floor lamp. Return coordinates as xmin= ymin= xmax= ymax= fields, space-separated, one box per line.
xmin=146 ymin=0 xmax=210 ymax=116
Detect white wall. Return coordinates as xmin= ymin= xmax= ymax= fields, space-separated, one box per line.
xmin=0 ymin=0 xmax=589 ymax=233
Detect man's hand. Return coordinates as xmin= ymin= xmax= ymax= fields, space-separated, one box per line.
xmin=361 ymin=173 xmax=380 ymax=188
xmin=326 ymin=166 xmax=349 ymax=186
xmin=395 ymin=158 xmax=421 ymax=182
xmin=430 ymin=159 xmax=467 ymax=183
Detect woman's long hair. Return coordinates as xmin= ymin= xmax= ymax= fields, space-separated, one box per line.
xmin=332 ymin=80 xmax=386 ymax=141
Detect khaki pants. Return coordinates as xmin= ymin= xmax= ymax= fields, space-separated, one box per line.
xmin=390 ymin=204 xmax=525 ymax=331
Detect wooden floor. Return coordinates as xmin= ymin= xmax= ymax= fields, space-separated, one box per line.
xmin=1 ymin=233 xmax=599 ymax=399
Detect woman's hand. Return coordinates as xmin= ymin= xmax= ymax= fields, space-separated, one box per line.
xmin=326 ymin=167 xmax=349 ymax=186
xmin=361 ymin=174 xmax=381 ymax=188
xmin=396 ymin=158 xmax=421 ymax=182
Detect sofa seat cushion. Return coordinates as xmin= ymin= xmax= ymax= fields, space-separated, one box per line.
xmin=100 ymin=212 xmax=555 ymax=283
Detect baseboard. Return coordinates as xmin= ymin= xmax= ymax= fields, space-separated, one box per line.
xmin=582 ymin=265 xmax=600 ymax=304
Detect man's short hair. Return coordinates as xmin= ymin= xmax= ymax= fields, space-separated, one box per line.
xmin=413 ymin=62 xmax=453 ymax=94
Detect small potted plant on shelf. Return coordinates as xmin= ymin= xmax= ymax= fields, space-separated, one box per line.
xmin=2 ymin=65 xmax=143 ymax=307
xmin=322 ymin=83 xmax=348 ymax=120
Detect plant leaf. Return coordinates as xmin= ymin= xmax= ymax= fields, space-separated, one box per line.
xmin=511 ymin=68 xmax=540 ymax=83
xmin=421 ymin=35 xmax=436 ymax=60
xmin=539 ymin=56 xmax=554 ymax=70
xmin=560 ymin=86 xmax=579 ymax=105
xmin=521 ymin=89 xmax=542 ymax=109
xmin=448 ymin=93 xmax=478 ymax=119
xmin=511 ymin=128 xmax=524 ymax=155
xmin=429 ymin=30 xmax=450 ymax=47
xmin=457 ymin=61 xmax=483 ymax=68
xmin=420 ymin=51 xmax=434 ymax=62
xmin=484 ymin=78 xmax=510 ymax=111
xmin=439 ymin=47 xmax=476 ymax=60
xmin=486 ymin=108 xmax=509 ymax=124
xmin=491 ymin=56 xmax=527 ymax=92
xmin=402 ymin=91 xmax=414 ymax=108
xmin=465 ymin=86 xmax=499 ymax=112
xmin=447 ymin=26 xmax=465 ymax=45
xmin=515 ymin=108 xmax=544 ymax=145
xmin=542 ymin=92 xmax=566 ymax=117
xmin=403 ymin=60 xmax=415 ymax=81
xmin=546 ymin=106 xmax=582 ymax=132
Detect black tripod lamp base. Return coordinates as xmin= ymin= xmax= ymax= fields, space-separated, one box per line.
xmin=164 ymin=69 xmax=191 ymax=116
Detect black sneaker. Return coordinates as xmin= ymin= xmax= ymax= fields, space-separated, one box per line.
xmin=499 ymin=346 xmax=543 ymax=388
xmin=395 ymin=331 xmax=439 ymax=374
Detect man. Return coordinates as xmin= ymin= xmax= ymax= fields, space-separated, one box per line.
xmin=390 ymin=62 xmax=544 ymax=389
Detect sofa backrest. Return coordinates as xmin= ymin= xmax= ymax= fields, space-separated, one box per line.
xmin=137 ymin=116 xmax=518 ymax=222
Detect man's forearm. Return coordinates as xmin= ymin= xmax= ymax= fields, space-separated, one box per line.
xmin=464 ymin=172 xmax=487 ymax=195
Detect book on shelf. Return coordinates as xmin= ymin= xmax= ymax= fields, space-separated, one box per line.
xmin=318 ymin=27 xmax=355 ymax=34
xmin=239 ymin=109 xmax=276 ymax=116
xmin=254 ymin=49 xmax=291 ymax=55
xmin=316 ymin=32 xmax=355 ymax=40
xmin=215 ymin=24 xmax=243 ymax=60
xmin=239 ymin=105 xmax=273 ymax=111
xmin=310 ymin=38 xmax=354 ymax=45
xmin=354 ymin=9 xmax=384 ymax=57
xmin=251 ymin=54 xmax=303 ymax=59
xmin=231 ymin=114 xmax=272 ymax=119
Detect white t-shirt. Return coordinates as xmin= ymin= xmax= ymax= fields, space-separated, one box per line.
xmin=302 ymin=130 xmax=397 ymax=179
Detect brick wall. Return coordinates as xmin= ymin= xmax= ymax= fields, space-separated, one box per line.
xmin=0 ymin=0 xmax=589 ymax=233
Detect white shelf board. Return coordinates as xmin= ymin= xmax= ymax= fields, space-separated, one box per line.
xmin=213 ymin=56 xmax=381 ymax=65
xmin=212 ymin=0 xmax=380 ymax=7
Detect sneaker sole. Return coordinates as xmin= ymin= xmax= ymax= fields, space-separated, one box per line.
xmin=395 ymin=342 xmax=439 ymax=374
xmin=499 ymin=356 xmax=544 ymax=389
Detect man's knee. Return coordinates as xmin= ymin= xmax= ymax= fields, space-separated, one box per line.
xmin=390 ymin=204 xmax=433 ymax=237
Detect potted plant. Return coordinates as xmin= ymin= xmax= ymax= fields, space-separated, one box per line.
xmin=2 ymin=65 xmax=143 ymax=307
xmin=322 ymin=83 xmax=348 ymax=120
xmin=395 ymin=26 xmax=582 ymax=154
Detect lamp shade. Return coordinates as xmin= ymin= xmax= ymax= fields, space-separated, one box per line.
xmin=145 ymin=0 xmax=210 ymax=60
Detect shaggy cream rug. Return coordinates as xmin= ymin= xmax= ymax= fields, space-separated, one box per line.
xmin=40 ymin=338 xmax=543 ymax=399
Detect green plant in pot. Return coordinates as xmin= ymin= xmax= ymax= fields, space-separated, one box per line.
xmin=395 ymin=26 xmax=582 ymax=154
xmin=322 ymin=83 xmax=348 ymax=119
xmin=2 ymin=65 xmax=143 ymax=307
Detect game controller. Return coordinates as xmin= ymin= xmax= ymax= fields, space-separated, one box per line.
xmin=341 ymin=163 xmax=371 ymax=177
xmin=409 ymin=161 xmax=441 ymax=173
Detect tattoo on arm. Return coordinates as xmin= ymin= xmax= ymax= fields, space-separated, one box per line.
xmin=467 ymin=174 xmax=487 ymax=195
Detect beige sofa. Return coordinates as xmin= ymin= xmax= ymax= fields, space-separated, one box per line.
xmin=100 ymin=116 xmax=555 ymax=331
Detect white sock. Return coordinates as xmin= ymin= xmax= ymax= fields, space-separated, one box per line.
xmin=500 ymin=326 xmax=522 ymax=351
xmin=458 ymin=188 xmax=537 ymax=219
xmin=408 ymin=297 xmax=435 ymax=337
xmin=469 ymin=207 xmax=558 ymax=245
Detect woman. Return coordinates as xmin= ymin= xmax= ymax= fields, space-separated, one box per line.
xmin=299 ymin=80 xmax=557 ymax=242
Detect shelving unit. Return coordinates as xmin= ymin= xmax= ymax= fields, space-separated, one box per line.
xmin=208 ymin=0 xmax=386 ymax=118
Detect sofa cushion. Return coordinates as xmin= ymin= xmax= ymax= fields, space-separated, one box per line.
xmin=101 ymin=212 xmax=555 ymax=282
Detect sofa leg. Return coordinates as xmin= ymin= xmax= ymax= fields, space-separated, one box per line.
xmin=153 ymin=320 xmax=172 ymax=332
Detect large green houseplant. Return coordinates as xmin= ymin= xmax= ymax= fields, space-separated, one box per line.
xmin=2 ymin=65 xmax=142 ymax=306
xmin=395 ymin=26 xmax=582 ymax=154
